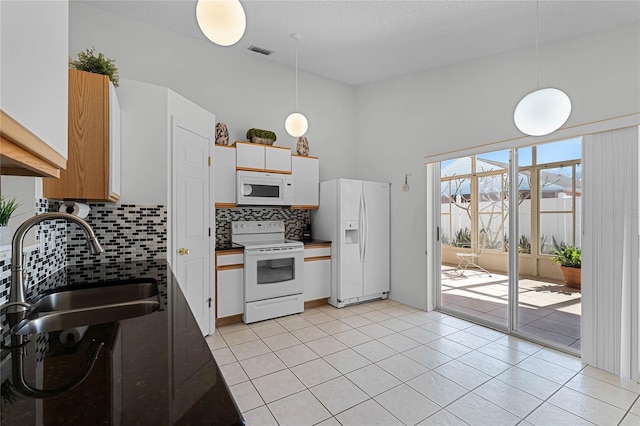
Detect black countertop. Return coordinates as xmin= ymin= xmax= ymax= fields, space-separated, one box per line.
xmin=300 ymin=239 xmax=331 ymax=246
xmin=0 ymin=259 xmax=243 ymax=426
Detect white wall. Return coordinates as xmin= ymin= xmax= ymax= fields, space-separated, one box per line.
xmin=69 ymin=2 xmax=358 ymax=184
xmin=69 ymin=2 xmax=640 ymax=311
xmin=116 ymin=79 xmax=169 ymax=205
xmin=0 ymin=176 xmax=41 ymax=247
xmin=355 ymin=23 xmax=640 ymax=309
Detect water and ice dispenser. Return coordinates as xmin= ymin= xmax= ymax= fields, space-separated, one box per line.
xmin=344 ymin=220 xmax=359 ymax=244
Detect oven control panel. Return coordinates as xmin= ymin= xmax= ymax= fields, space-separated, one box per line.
xmin=232 ymin=220 xmax=285 ymax=235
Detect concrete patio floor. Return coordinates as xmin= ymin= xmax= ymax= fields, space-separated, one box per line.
xmin=441 ymin=265 xmax=581 ymax=351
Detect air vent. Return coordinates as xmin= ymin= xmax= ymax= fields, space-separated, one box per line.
xmin=248 ymin=45 xmax=273 ymax=56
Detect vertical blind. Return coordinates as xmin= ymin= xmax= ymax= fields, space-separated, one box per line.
xmin=582 ymin=126 xmax=639 ymax=380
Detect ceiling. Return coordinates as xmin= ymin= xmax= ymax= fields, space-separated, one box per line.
xmin=83 ymin=0 xmax=640 ymax=86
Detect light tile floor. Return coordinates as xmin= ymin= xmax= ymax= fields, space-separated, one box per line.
xmin=207 ymin=299 xmax=639 ymax=426
xmin=441 ymin=266 xmax=582 ymax=350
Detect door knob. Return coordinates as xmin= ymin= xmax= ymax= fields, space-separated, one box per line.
xmin=179 ymin=248 xmax=190 ymax=256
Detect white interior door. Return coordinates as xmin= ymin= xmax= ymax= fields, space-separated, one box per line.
xmin=363 ymin=181 xmax=390 ymax=296
xmin=173 ymin=122 xmax=212 ymax=336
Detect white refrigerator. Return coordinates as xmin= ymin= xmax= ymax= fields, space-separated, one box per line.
xmin=313 ymin=179 xmax=390 ymax=308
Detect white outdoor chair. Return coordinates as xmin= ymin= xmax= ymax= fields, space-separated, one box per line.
xmin=454 ymin=242 xmax=492 ymax=277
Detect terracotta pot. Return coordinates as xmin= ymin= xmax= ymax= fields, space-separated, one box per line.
xmin=560 ymin=266 xmax=581 ymax=289
xmin=250 ymin=136 xmax=274 ymax=145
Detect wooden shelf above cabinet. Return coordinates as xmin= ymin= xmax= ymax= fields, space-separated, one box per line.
xmin=0 ymin=110 xmax=66 ymax=178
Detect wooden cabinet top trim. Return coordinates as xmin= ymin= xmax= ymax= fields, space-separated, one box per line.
xmin=0 ymin=110 xmax=67 ymax=170
xmin=264 ymin=145 xmax=291 ymax=151
xmin=304 ymin=243 xmax=331 ymax=249
xmin=216 ymin=248 xmax=245 ymax=256
xmin=304 ymin=255 xmax=331 ymax=262
xmin=233 ymin=141 xmax=291 ymax=151
xmin=215 ymin=144 xmax=236 ymax=149
xmin=216 ymin=263 xmax=244 ymax=271
xmin=264 ymin=169 xmax=292 ymax=174
xmin=236 ymin=166 xmax=267 ymax=173
xmin=292 ymin=154 xmax=319 ymax=159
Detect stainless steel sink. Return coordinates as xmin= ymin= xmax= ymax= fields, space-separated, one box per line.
xmin=11 ymin=279 xmax=161 ymax=335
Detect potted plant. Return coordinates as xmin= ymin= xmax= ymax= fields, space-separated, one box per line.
xmin=0 ymin=195 xmax=20 ymax=246
xmin=551 ymin=245 xmax=581 ymax=288
xmin=246 ymin=128 xmax=277 ymax=145
xmin=69 ymin=47 xmax=119 ymax=87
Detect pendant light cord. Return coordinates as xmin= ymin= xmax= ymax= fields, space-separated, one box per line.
xmin=295 ymin=38 xmax=299 ymax=110
xmin=532 ymin=0 xmax=540 ymax=90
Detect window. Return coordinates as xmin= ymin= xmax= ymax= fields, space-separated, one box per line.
xmin=440 ymin=139 xmax=581 ymax=255
xmin=534 ymin=139 xmax=582 ymax=254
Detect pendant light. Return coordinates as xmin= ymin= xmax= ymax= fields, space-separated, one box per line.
xmin=514 ymin=0 xmax=571 ymax=136
xmin=285 ymin=33 xmax=309 ymax=137
xmin=196 ymin=0 xmax=246 ymax=47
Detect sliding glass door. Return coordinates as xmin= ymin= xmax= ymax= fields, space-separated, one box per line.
xmin=436 ymin=139 xmax=582 ymax=354
xmin=439 ymin=150 xmax=510 ymax=330
xmin=514 ymin=140 xmax=582 ymax=351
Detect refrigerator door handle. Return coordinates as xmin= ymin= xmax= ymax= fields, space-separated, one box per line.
xmin=362 ymin=193 xmax=368 ymax=262
xmin=359 ymin=193 xmax=364 ymax=263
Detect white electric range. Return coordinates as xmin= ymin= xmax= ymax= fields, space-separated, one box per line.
xmin=231 ymin=221 xmax=304 ymax=323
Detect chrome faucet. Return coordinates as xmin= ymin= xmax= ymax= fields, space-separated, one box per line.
xmin=2 ymin=212 xmax=104 ymax=399
xmin=5 ymin=212 xmax=103 ymax=316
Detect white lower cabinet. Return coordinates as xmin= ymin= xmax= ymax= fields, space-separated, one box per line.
xmin=216 ymin=247 xmax=331 ymax=321
xmin=216 ymin=251 xmax=244 ymax=319
xmin=304 ymin=245 xmax=331 ymax=301
xmin=217 ymin=268 xmax=244 ymax=318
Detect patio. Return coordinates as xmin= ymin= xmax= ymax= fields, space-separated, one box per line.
xmin=441 ymin=265 xmax=581 ymax=351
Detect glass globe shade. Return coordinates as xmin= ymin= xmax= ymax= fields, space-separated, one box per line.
xmin=514 ymin=88 xmax=571 ymax=136
xmin=196 ymin=0 xmax=246 ymax=47
xmin=285 ymin=112 xmax=308 ymax=137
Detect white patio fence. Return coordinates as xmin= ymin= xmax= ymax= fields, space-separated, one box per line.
xmin=442 ymin=197 xmax=582 ymax=253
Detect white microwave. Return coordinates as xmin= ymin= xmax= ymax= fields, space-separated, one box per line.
xmin=236 ymin=171 xmax=294 ymax=206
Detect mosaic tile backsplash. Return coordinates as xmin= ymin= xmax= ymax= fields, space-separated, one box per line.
xmin=56 ymin=203 xmax=167 ymax=266
xmin=0 ymin=199 xmax=67 ymax=306
xmin=1 ymin=198 xmax=68 ymax=348
xmin=215 ymin=207 xmax=310 ymax=247
xmin=1 ymin=200 xmax=167 ymax=348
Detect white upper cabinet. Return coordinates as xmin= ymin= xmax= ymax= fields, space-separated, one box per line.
xmin=235 ymin=142 xmax=264 ymax=171
xmin=235 ymin=142 xmax=292 ymax=174
xmin=0 ymin=0 xmax=69 ymax=175
xmin=214 ymin=145 xmax=237 ymax=207
xmin=265 ymin=146 xmax=291 ymax=173
xmin=292 ymin=155 xmax=320 ymax=208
